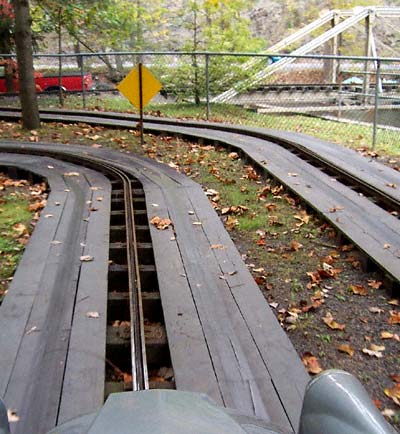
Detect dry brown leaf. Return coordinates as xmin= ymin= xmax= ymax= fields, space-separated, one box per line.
xmin=337 ymin=344 xmax=355 ymax=357
xmin=210 ymin=244 xmax=225 ymax=250
xmin=302 ymin=352 xmax=323 ymax=375
xmin=12 ymin=223 xmax=28 ymax=236
xmin=329 ymin=205 xmax=344 ymax=213
xmin=370 ymin=343 xmax=385 ymax=352
xmin=381 ymin=332 xmax=400 ymax=341
xmin=150 ymin=216 xmax=173 ymax=230
xmin=291 ymin=240 xmax=303 ymax=252
xmin=369 ymin=307 xmax=384 ymax=314
xmin=80 ymin=255 xmax=94 ymax=262
xmin=323 ymin=312 xmax=345 ymax=330
xmin=225 ymin=216 xmax=239 ymax=231
xmin=368 ymin=280 xmax=383 ymax=289
xmin=64 ymin=172 xmax=80 ymax=177
xmin=349 ymin=284 xmax=368 ymax=296
xmin=388 ymin=311 xmax=400 ymax=325
xmin=384 ymin=383 xmax=400 ymax=407
xmin=294 ymin=210 xmax=310 ymax=225
xmin=264 ymin=202 xmax=277 ymax=212
xmin=362 ymin=348 xmax=383 ymax=358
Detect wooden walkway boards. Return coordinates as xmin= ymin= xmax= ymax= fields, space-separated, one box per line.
xmin=137 ymin=121 xmax=400 ymax=283
xmin=0 ymin=143 xmax=309 ymax=433
xmin=0 ymin=154 xmax=111 ymax=434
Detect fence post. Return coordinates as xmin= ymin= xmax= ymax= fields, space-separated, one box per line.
xmin=372 ymin=59 xmax=381 ymax=150
xmin=205 ymin=53 xmax=210 ymax=120
xmin=80 ymin=54 xmax=86 ymax=109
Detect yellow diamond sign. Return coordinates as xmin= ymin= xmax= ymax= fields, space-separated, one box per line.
xmin=117 ymin=64 xmax=162 ymax=110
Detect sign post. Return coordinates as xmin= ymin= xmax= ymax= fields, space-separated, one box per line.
xmin=117 ymin=64 xmax=162 ymax=146
xmin=138 ymin=63 xmax=144 ymax=146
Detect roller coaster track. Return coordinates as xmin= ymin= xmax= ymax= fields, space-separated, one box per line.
xmin=0 ymin=108 xmax=399 ymax=433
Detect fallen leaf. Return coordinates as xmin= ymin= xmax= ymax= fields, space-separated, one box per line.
xmin=13 ymin=223 xmax=28 ymax=236
xmin=150 ymin=216 xmax=173 ymax=230
xmin=192 ymin=221 xmax=202 ymax=226
xmin=381 ymin=332 xmax=400 ymax=341
xmin=294 ymin=210 xmax=311 ymax=225
xmin=7 ymin=409 xmax=19 ymax=422
xmin=388 ymin=299 xmax=399 ymax=306
xmin=228 ymin=152 xmax=239 ymax=160
xmin=349 ymin=284 xmax=368 ymax=296
xmin=265 ymin=202 xmax=277 ymax=211
xmin=26 ymin=326 xmax=38 ymax=335
xmin=388 ymin=311 xmax=400 ymax=325
xmin=362 ymin=348 xmax=383 ymax=358
xmin=384 ymin=383 xmax=400 ymax=406
xmin=323 ymin=312 xmax=345 ymax=330
xmin=302 ymin=352 xmax=323 ymax=375
xmin=211 ymin=244 xmax=225 ymax=250
xmin=291 ymin=240 xmax=303 ymax=251
xmin=337 ymin=344 xmax=355 ymax=357
xmin=368 ymin=280 xmax=383 ymax=290
xmin=391 ymin=375 xmax=400 ymax=383
xmin=329 ymin=205 xmax=344 ymax=213
xmin=370 ymin=343 xmax=385 ymax=352
xmin=80 ymin=255 xmax=94 ymax=262
xmin=383 ymin=243 xmax=391 ymax=249
xmin=369 ymin=307 xmax=384 ymax=314
xmin=86 ymin=311 xmax=100 ymax=319
xmin=64 ymin=172 xmax=80 ymax=177
xmin=225 ymin=215 xmax=239 ymax=231
xmin=381 ymin=408 xmax=396 ymax=418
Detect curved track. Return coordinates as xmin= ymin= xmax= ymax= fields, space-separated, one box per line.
xmin=1 ymin=107 xmax=399 ymax=281
xmin=0 ymin=109 xmax=399 ymax=433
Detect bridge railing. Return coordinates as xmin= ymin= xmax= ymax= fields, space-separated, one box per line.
xmin=1 ymin=51 xmax=399 ymax=151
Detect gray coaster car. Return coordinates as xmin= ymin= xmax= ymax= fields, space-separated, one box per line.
xmin=0 ymin=370 xmax=397 ymax=434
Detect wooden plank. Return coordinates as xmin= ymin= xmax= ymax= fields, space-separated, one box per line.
xmin=161 ymin=185 xmax=292 ymax=429
xmin=5 ymin=171 xmax=90 ymax=434
xmin=57 ymin=170 xmax=111 ymax=424
xmin=0 ymin=156 xmax=71 ymax=399
xmin=185 ymin=185 xmax=309 ymax=429
xmin=140 ymin=180 xmax=224 ymax=406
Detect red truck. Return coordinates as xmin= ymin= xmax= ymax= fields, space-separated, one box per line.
xmin=0 ymin=60 xmax=93 ymax=93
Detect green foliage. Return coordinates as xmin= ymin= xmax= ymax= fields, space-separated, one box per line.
xmin=162 ymin=0 xmax=265 ymax=102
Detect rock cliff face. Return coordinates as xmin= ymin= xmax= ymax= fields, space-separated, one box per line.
xmin=248 ymin=1 xmax=287 ymax=46
xmin=248 ymin=0 xmax=399 ymax=55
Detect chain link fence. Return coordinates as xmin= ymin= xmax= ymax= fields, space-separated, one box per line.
xmin=1 ymin=51 xmax=399 ymax=151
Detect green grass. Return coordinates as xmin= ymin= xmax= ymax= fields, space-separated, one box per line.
xmin=0 ymin=193 xmax=33 ymax=297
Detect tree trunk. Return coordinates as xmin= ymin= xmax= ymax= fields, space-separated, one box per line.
xmin=11 ymin=0 xmax=40 ymax=129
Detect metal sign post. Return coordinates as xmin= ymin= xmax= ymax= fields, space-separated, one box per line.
xmin=117 ymin=64 xmax=162 ymax=147
xmin=138 ymin=63 xmax=144 ymax=146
